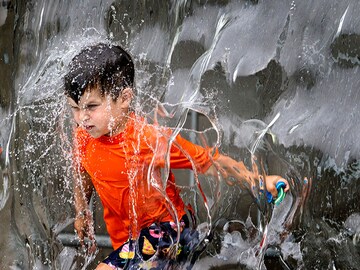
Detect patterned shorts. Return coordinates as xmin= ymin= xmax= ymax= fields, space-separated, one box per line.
xmin=103 ymin=215 xmax=200 ymax=269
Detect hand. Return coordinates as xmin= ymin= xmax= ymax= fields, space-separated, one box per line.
xmin=74 ymin=210 xmax=97 ymax=253
xmin=264 ymin=175 xmax=290 ymax=198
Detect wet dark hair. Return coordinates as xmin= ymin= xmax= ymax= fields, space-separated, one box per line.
xmin=64 ymin=43 xmax=134 ymax=104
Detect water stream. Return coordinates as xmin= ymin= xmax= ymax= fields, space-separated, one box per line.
xmin=1 ymin=0 xmax=360 ymax=269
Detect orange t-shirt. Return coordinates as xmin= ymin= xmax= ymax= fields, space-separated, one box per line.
xmin=74 ymin=113 xmax=218 ymax=249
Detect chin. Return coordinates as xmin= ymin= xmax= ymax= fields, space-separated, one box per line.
xmin=91 ymin=132 xmax=105 ymax=138
xmin=84 ymin=130 xmax=101 ymax=138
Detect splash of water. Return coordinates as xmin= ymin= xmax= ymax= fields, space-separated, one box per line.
xmin=2 ymin=0 xmax=360 ymax=269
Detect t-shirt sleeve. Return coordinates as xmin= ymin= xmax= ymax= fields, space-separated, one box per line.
xmin=136 ymin=122 xmax=219 ymax=173
xmin=169 ymin=133 xmax=219 ymax=173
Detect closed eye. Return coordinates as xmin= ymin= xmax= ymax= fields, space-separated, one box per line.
xmin=85 ymin=104 xmax=99 ymax=110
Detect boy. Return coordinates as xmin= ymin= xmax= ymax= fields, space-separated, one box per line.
xmin=64 ymin=43 xmax=289 ymax=269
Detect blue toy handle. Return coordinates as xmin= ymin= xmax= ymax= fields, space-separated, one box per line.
xmin=266 ymin=181 xmax=286 ymax=205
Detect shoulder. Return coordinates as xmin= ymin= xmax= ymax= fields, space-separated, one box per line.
xmin=126 ymin=116 xmax=171 ymax=149
xmin=127 ymin=114 xmax=163 ymax=138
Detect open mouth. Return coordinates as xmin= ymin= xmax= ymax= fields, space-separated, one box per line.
xmin=83 ymin=125 xmax=94 ymax=131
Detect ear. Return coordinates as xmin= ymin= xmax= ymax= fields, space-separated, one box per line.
xmin=120 ymin=87 xmax=134 ymax=107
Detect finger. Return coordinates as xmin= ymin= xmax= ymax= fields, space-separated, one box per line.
xmin=272 ymin=179 xmax=288 ymax=197
xmin=88 ymin=241 xmax=97 ymax=254
xmin=87 ymin=236 xmax=97 ymax=254
xmin=278 ymin=179 xmax=290 ymax=192
xmin=78 ymin=236 xmax=85 ymax=247
xmin=270 ymin=188 xmax=278 ymax=198
xmin=88 ymin=231 xmax=96 ymax=244
xmin=284 ymin=183 xmax=290 ymax=192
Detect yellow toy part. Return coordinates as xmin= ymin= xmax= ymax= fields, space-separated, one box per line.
xmin=142 ymin=236 xmax=156 ymax=255
xmin=119 ymin=242 xmax=135 ymax=259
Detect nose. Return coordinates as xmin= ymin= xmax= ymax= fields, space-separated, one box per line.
xmin=79 ymin=109 xmax=90 ymax=124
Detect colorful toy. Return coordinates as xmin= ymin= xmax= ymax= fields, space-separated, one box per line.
xmin=266 ymin=181 xmax=286 ymax=205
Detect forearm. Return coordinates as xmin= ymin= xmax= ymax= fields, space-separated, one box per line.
xmin=74 ymin=188 xmax=90 ymax=216
xmin=73 ymin=171 xmax=93 ymax=215
xmin=73 ymin=171 xmax=96 ymax=247
xmin=204 ymin=154 xmax=289 ymax=196
xmin=205 ymin=154 xmax=256 ymax=184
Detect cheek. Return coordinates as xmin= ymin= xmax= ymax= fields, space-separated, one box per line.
xmin=92 ymin=110 xmax=112 ymax=126
xmin=101 ymin=107 xmax=116 ymax=120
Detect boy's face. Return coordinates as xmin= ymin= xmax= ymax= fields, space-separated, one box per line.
xmin=67 ymin=85 xmax=132 ymax=138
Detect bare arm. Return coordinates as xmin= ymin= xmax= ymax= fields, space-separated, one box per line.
xmin=205 ymin=154 xmax=289 ymax=197
xmin=74 ymin=170 xmax=93 ymax=214
xmin=73 ymin=170 xmax=96 ymax=249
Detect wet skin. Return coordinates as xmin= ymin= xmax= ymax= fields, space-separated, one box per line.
xmin=67 ymin=86 xmax=133 ymax=138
